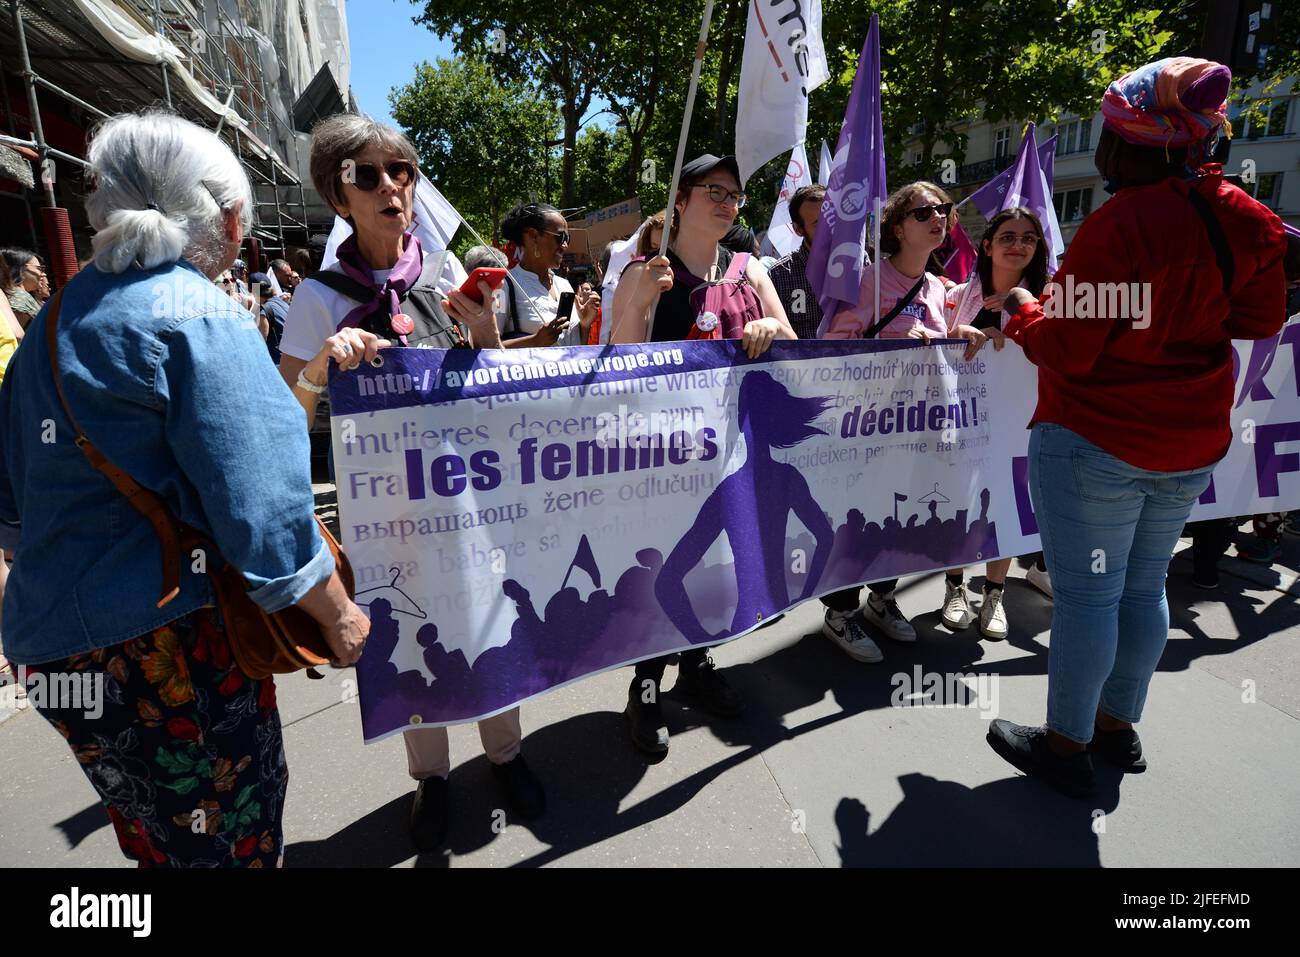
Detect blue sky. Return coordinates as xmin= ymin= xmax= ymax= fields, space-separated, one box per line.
xmin=344 ymin=0 xmax=610 ymax=130
xmin=345 ymin=0 xmax=455 ymax=127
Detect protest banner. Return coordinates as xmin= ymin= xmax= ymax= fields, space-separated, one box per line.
xmin=329 ymin=324 xmax=1300 ymax=742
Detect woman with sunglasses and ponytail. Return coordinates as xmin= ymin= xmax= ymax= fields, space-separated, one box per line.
xmin=496 ymin=202 xmax=599 ymax=347
xmin=939 ymin=207 xmax=1052 ymax=639
xmin=816 ymin=181 xmax=989 ymax=663
xmin=279 ymin=114 xmax=545 ymax=853
xmin=610 ymin=154 xmax=796 ymax=756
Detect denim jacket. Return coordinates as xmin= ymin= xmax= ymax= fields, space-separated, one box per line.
xmin=0 ymin=260 xmax=333 ymax=664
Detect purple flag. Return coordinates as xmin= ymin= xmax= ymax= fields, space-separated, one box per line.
xmin=967 ymin=124 xmax=1063 ymax=271
xmin=809 ymin=15 xmax=887 ymax=332
xmin=968 ymin=130 xmax=1057 ymax=220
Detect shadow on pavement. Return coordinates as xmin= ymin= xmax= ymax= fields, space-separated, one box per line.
xmin=834 ymin=768 xmax=1122 ymax=867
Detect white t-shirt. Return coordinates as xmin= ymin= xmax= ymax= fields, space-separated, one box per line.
xmin=494 ymin=265 xmax=583 ymax=346
xmin=279 ymin=251 xmax=466 ymax=362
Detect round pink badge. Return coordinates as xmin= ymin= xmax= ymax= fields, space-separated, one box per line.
xmin=391 ymin=313 xmax=415 ymax=336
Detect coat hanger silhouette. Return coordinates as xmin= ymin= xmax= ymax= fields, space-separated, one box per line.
xmin=917 ymin=483 xmax=950 ymax=505
xmin=355 ymin=566 xmax=428 ymax=619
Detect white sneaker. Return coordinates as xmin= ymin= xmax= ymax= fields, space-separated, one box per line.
xmin=862 ymin=592 xmax=917 ymax=643
xmin=941 ymin=580 xmax=974 ymax=630
xmin=978 ymin=588 xmax=1008 ymax=640
xmin=822 ymin=609 xmax=884 ymax=663
xmin=1025 ymin=564 xmax=1054 ymax=600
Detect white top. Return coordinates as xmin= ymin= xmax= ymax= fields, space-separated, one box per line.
xmin=494 ymin=264 xmax=583 ymax=346
xmin=279 ymin=251 xmax=466 ymax=362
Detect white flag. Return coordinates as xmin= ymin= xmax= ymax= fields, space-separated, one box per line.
xmin=321 ymin=177 xmax=462 ymax=273
xmin=735 ymin=0 xmax=829 ymax=185
xmin=762 ymin=143 xmax=813 ymax=259
xmin=818 ymin=138 xmax=832 ymax=186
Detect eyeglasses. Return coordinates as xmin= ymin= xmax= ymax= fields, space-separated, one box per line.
xmin=691 ymin=184 xmax=747 ymax=208
xmin=906 ymin=203 xmax=954 ymax=223
xmin=343 ymin=160 xmax=418 ymax=192
xmin=540 ymin=229 xmax=570 ymax=246
xmin=993 ymin=233 xmax=1039 ymax=248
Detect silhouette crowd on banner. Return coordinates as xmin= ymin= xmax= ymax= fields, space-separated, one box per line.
xmin=357 ymin=372 xmax=1000 ymax=734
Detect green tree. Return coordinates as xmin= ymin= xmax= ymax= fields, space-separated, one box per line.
xmin=416 ymin=2 xmax=624 ymax=209
xmin=389 ymin=57 xmax=559 ymax=245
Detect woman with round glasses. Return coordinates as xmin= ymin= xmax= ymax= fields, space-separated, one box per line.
xmin=816 ymin=181 xmax=989 ymax=665
xmin=610 ymin=153 xmax=796 ymax=757
xmin=942 ymin=207 xmax=1051 ymax=639
xmin=495 ymin=201 xmax=598 ymax=346
xmin=279 ymin=113 xmax=544 ymax=853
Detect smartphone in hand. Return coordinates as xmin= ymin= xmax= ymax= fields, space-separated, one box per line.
xmin=556 ymin=290 xmax=576 ymax=321
xmin=457 ymin=267 xmax=509 ymax=304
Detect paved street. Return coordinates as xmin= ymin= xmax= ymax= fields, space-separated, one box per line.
xmin=3 ymin=513 xmax=1298 ymax=868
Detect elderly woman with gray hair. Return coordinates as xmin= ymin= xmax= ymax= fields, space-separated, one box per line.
xmin=278 ymin=113 xmax=544 ymax=853
xmin=0 ymin=112 xmax=368 ymax=866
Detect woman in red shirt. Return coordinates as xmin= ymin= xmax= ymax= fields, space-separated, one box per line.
xmin=985 ymin=57 xmax=1288 ymax=798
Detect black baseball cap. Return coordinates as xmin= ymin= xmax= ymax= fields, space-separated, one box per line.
xmin=679 ymin=154 xmax=741 ymax=184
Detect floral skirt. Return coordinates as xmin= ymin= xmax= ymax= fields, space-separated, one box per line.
xmin=22 ymin=607 xmax=287 ymax=867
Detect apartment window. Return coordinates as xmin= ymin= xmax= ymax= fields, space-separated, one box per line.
xmin=1246 ymin=172 xmax=1283 ymax=210
xmin=1055 ymin=118 xmax=1093 ymax=155
xmin=994 ymin=128 xmax=1009 ymax=161
xmin=1241 ymin=98 xmax=1290 ymax=140
xmin=911 ymin=150 xmax=924 ymax=165
xmin=1053 ymin=186 xmax=1094 ymax=222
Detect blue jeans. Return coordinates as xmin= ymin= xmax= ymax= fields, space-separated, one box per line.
xmin=1029 ymin=424 xmax=1215 ymax=744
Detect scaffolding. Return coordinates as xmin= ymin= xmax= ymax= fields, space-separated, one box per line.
xmin=0 ymin=0 xmax=351 ymax=263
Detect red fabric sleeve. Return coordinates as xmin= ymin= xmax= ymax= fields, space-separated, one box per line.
xmin=1223 ymin=210 xmax=1287 ymax=340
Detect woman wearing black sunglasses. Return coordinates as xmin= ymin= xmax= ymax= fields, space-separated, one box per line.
xmin=279 ymin=114 xmax=543 ymax=854
xmin=816 ymin=181 xmax=989 ymax=665
xmin=496 ymin=202 xmax=598 ymax=346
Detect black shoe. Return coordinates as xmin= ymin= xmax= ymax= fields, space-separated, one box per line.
xmin=490 ymin=754 xmax=546 ymax=820
xmin=1192 ymin=566 xmax=1220 ymax=589
xmin=409 ymin=776 xmax=449 ymax=851
xmin=673 ymin=654 xmax=744 ymax=717
xmin=625 ymin=679 xmax=670 ymax=754
xmin=1091 ymin=724 xmax=1147 ymax=772
xmin=985 ymin=719 xmax=1096 ymax=799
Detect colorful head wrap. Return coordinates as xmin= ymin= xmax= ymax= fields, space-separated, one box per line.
xmin=1102 ymin=57 xmax=1232 ymax=156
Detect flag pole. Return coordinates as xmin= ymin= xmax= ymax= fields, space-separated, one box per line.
xmin=872 ymin=196 xmax=881 ymax=327
xmin=647 ymin=0 xmax=717 ymax=341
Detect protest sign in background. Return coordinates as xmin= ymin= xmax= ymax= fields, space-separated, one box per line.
xmin=329 ymin=325 xmax=1300 ymax=741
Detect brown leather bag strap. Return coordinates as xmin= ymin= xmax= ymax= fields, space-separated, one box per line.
xmin=45 ymin=289 xmax=186 ymax=608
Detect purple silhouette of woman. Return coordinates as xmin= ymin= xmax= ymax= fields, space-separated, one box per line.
xmin=655 ymin=372 xmax=835 ymax=643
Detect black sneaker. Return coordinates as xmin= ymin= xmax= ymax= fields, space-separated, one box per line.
xmin=1091 ymin=724 xmax=1147 ymax=773
xmin=409 ymin=776 xmax=449 ymax=851
xmin=1191 ymin=566 xmax=1219 ymax=589
xmin=985 ymin=719 xmax=1096 ymax=799
xmin=673 ymin=654 xmax=744 ymax=717
xmin=490 ymin=754 xmax=546 ymax=820
xmin=625 ymin=678 xmax=670 ymax=754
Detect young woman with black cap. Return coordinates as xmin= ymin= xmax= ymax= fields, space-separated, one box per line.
xmin=610 ymin=153 xmax=796 ymax=756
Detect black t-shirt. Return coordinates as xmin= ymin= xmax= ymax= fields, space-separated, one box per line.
xmin=650 ymin=246 xmax=736 ymax=342
xmin=972 ymin=306 xmax=1002 ymax=331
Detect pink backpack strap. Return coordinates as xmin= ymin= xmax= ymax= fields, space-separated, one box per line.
xmin=725 ymin=252 xmax=750 ymax=280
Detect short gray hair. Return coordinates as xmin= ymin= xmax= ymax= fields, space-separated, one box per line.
xmin=463 ymin=245 xmax=508 ymax=271
xmin=85 ymin=112 xmax=253 ymax=275
xmin=309 ymin=113 xmax=419 ymax=217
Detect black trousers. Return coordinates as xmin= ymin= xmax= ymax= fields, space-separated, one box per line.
xmin=820 ymin=579 xmax=899 ymax=613
xmin=1188 ymin=518 xmax=1233 ymax=579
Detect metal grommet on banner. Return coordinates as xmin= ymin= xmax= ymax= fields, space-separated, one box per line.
xmin=409 ymin=714 xmax=422 ymax=725
xmin=370 ymin=354 xmax=385 ymax=368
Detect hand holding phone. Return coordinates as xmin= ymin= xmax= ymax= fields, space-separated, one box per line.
xmin=456 ymin=267 xmax=508 ymax=304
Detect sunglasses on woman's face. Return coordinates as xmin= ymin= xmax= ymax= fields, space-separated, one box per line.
xmin=540 ymin=229 xmax=570 ymax=246
xmin=906 ymin=202 xmax=954 ymax=223
xmin=344 ymin=160 xmax=417 ymax=192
